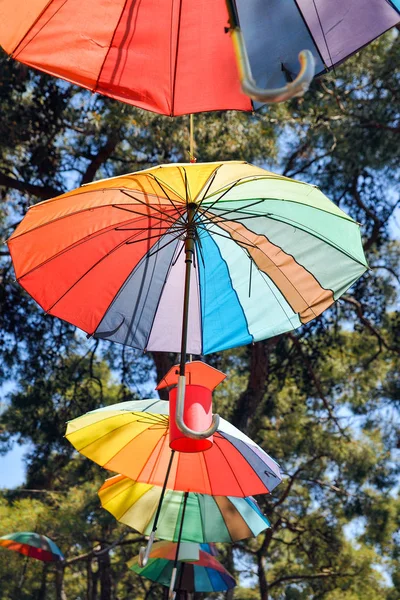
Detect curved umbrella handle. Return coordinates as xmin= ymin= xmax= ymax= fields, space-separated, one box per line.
xmin=138 ymin=531 xmax=155 ymax=568
xmin=175 ymin=376 xmax=220 ymax=439
xmin=231 ymin=26 xmax=315 ymax=103
xmin=168 ymin=567 xmax=177 ymax=600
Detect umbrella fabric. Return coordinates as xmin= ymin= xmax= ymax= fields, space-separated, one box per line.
xmin=8 ymin=161 xmax=368 ymax=356
xmin=66 ymin=399 xmax=282 ymax=497
xmin=0 ymin=1 xmax=398 ymax=115
xmin=0 ymin=532 xmax=64 ymax=562
xmin=99 ymin=474 xmax=270 ymax=543
xmin=129 ymin=541 xmax=236 ymax=592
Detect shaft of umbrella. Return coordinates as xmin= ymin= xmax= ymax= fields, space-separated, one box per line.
xmin=176 ymin=205 xmax=219 ymax=439
xmin=225 ymin=0 xmax=315 ymax=103
xmin=168 ymin=492 xmax=189 ymax=600
xmin=138 ymin=451 xmax=176 ymax=568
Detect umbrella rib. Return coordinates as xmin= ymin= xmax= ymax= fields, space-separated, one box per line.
xmin=149 ymin=173 xmax=186 ymax=204
xmin=145 ymin=229 xmax=186 ymax=258
xmin=200 ymin=179 xmax=240 ymax=212
xmin=147 ymin=175 xmax=186 ymax=217
xmin=112 ymin=203 xmax=178 ymax=226
xmin=202 ymin=199 xmax=266 ymax=221
xmin=119 ymin=190 xmax=180 ymax=224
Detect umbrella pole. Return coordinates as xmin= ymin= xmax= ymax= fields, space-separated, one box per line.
xmin=168 ymin=491 xmax=189 ymax=600
xmin=138 ymin=450 xmax=176 ymax=567
xmin=176 ymin=205 xmax=219 ymax=439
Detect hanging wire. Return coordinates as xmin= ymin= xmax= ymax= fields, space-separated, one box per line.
xmin=189 ymin=114 xmax=196 ymax=163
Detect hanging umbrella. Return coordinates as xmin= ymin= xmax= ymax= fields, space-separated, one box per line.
xmin=0 ymin=1 xmax=398 ymax=112
xmin=66 ymin=398 xmax=281 ymax=565
xmin=66 ymin=399 xmax=282 ymax=497
xmin=9 ymin=161 xmax=368 ymax=437
xmin=128 ymin=541 xmax=236 ymax=594
xmin=0 ymin=532 xmax=64 ymax=562
xmin=98 ymin=473 xmax=270 ymax=544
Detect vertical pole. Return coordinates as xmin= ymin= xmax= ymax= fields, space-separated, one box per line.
xmin=138 ymin=450 xmax=176 ymax=567
xmin=189 ymin=114 xmax=195 ymax=162
xmin=169 ymin=492 xmax=189 ymax=599
xmin=179 ymin=205 xmax=196 ymax=379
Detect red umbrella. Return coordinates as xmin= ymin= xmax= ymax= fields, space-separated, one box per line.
xmin=1 ymin=1 xmax=398 ymax=114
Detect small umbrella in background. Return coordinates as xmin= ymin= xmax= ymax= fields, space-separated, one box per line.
xmin=128 ymin=541 xmax=236 ymax=598
xmin=0 ymin=531 xmax=64 ymax=594
xmin=0 ymin=532 xmax=64 ymax=562
xmin=0 ymin=1 xmax=398 ymax=110
xmin=98 ymin=474 xmax=270 ymax=544
xmin=8 ymin=161 xmax=368 ymax=439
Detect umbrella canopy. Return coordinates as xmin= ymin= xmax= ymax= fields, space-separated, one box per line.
xmin=0 ymin=532 xmax=64 ymax=562
xmin=66 ymin=399 xmax=282 ymax=497
xmin=99 ymin=474 xmax=270 ymax=543
xmin=0 ymin=1 xmax=398 ymax=114
xmin=129 ymin=541 xmax=236 ymax=593
xmin=8 ymin=161 xmax=368 ymax=357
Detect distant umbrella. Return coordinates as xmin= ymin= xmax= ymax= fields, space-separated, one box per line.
xmin=0 ymin=532 xmax=64 ymax=562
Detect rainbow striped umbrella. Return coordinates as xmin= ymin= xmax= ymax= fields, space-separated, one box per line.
xmin=129 ymin=541 xmax=236 ymax=594
xmin=66 ymin=399 xmax=282 ymax=497
xmin=8 ymin=161 xmax=367 ymax=356
xmin=99 ymin=474 xmax=270 ymax=543
xmin=0 ymin=532 xmax=64 ymax=562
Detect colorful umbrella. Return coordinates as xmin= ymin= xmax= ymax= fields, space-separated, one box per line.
xmin=129 ymin=541 xmax=236 ymax=594
xmin=66 ymin=399 xmax=282 ymax=497
xmin=98 ymin=473 xmax=270 ymax=543
xmin=0 ymin=1 xmax=399 ymax=112
xmin=67 ymin=398 xmax=281 ymax=564
xmin=9 ymin=161 xmax=368 ymax=437
xmin=0 ymin=532 xmax=64 ymax=562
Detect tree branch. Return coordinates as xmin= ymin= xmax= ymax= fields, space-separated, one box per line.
xmin=0 ymin=172 xmax=61 ymax=200
xmin=80 ymin=134 xmax=120 ymax=185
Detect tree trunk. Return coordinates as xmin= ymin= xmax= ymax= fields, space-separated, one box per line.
xmin=98 ymin=548 xmax=113 ymax=600
xmin=55 ymin=564 xmax=68 ymax=600
xmin=152 ymin=352 xmax=176 ymax=400
xmin=231 ymin=340 xmax=275 ymax=435
xmin=86 ymin=558 xmax=94 ymax=600
xmin=257 ymin=553 xmax=269 ymax=600
xmin=37 ymin=563 xmax=48 ymax=600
